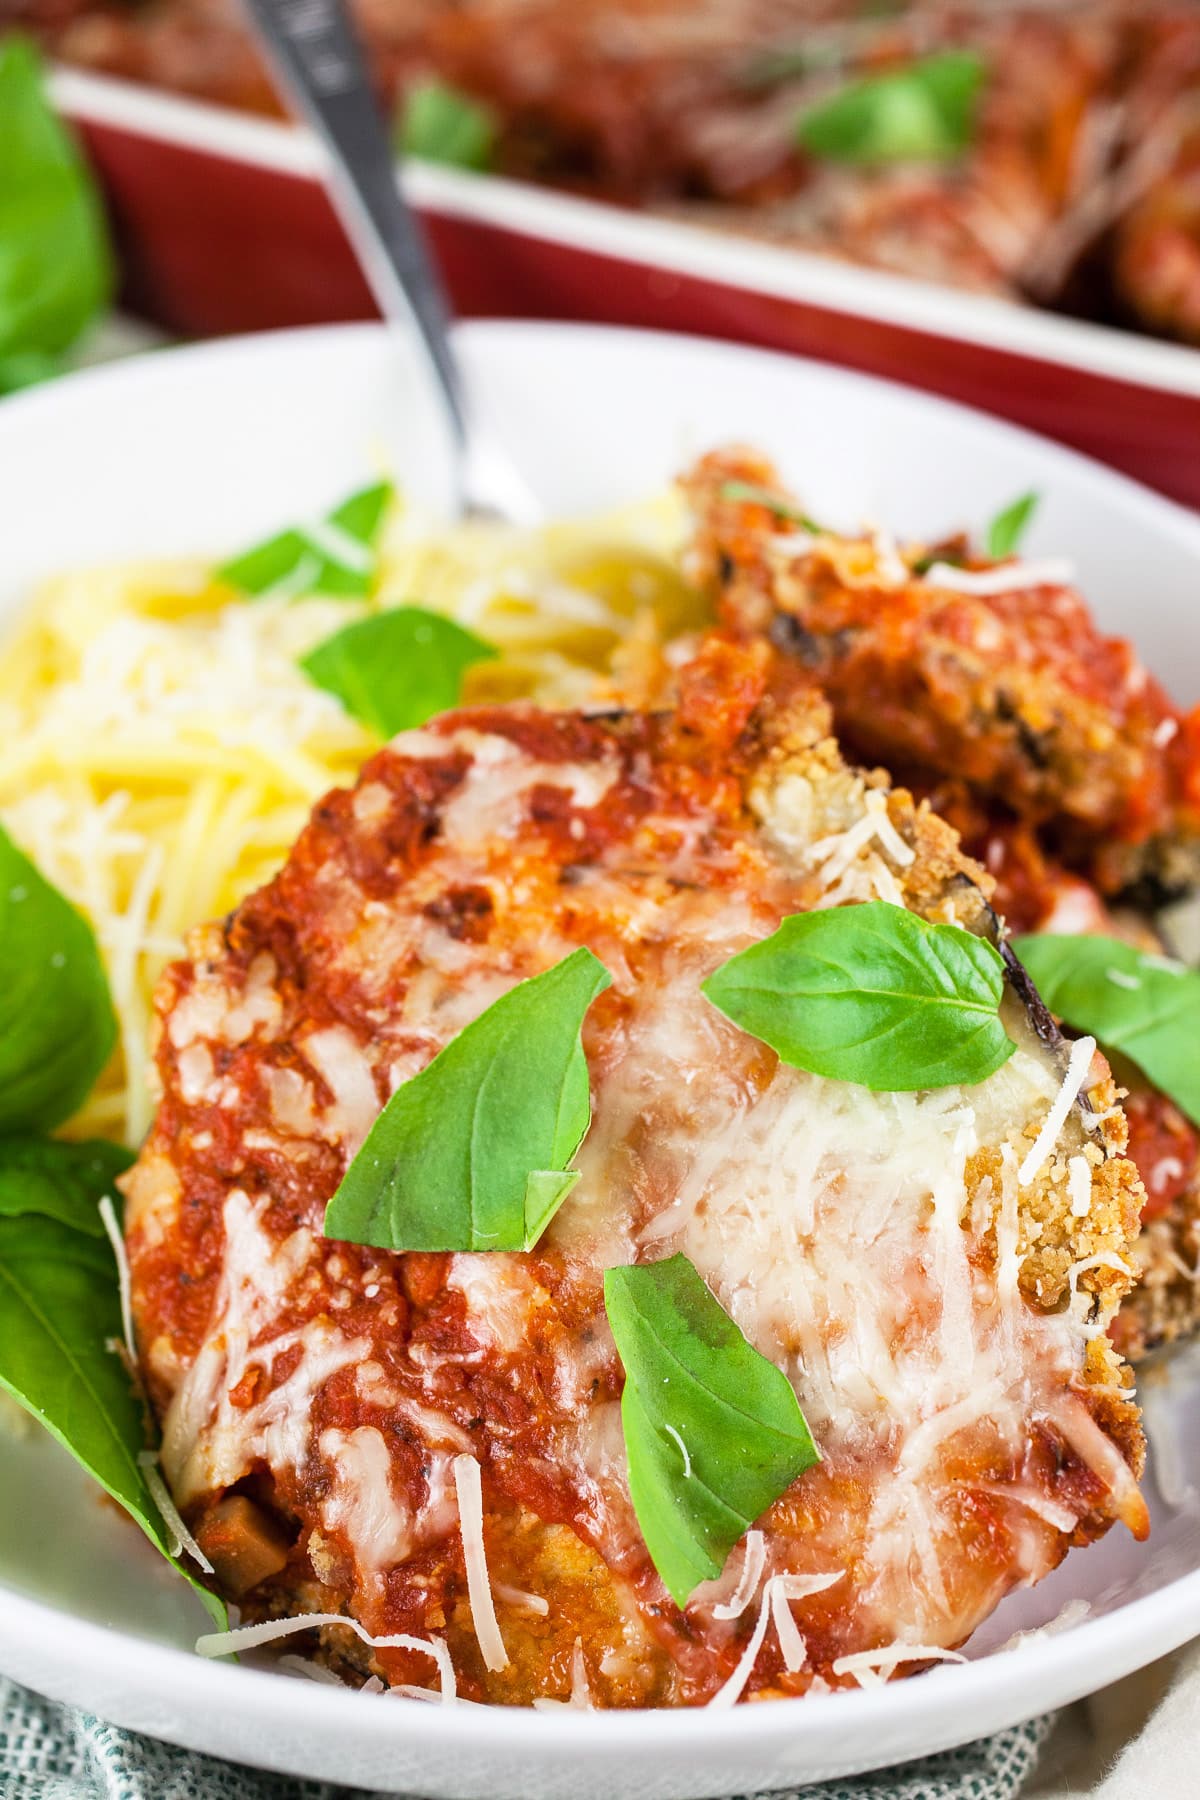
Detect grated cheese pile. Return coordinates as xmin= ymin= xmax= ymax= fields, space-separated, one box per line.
xmin=0 ymin=491 xmax=697 ymax=1144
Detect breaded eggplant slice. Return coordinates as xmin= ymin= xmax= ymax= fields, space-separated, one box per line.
xmin=923 ymin=787 xmax=1200 ymax=1365
xmin=123 ymin=637 xmax=1146 ymax=1708
xmin=684 ymin=448 xmax=1200 ymax=899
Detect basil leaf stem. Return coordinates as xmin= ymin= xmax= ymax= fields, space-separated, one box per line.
xmin=398 ymin=79 xmax=496 ymax=171
xmin=985 ymin=491 xmax=1039 ymax=560
xmin=218 ymin=480 xmax=393 ymax=601
xmin=0 ymin=38 xmax=113 ymax=396
xmin=300 ymin=606 xmax=497 ymax=737
xmin=796 ymin=50 xmax=985 ymax=164
xmin=605 ymin=1255 xmax=819 ymax=1606
xmin=1014 ymin=934 xmax=1200 ymax=1127
xmin=703 ymin=899 xmax=1015 ymax=1090
xmin=324 ymin=947 xmax=612 ymax=1252
xmin=0 ymin=824 xmax=117 ymax=1134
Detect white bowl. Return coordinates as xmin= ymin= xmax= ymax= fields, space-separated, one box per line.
xmin=2 ymin=321 xmax=1199 ymax=1799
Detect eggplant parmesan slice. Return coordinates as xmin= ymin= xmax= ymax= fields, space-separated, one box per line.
xmin=123 ymin=637 xmax=1146 ymax=1706
xmin=913 ymin=784 xmax=1200 ymax=1366
xmin=684 ymin=447 xmax=1200 ymax=900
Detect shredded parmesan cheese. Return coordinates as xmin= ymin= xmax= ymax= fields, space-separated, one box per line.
xmin=1068 ymin=1155 xmax=1093 ymax=1218
xmin=97 ymin=1194 xmax=136 ymax=1368
xmin=0 ymin=495 xmax=693 ymax=1143
xmin=831 ymin=1644 xmax=966 ymax=1687
xmin=706 ymin=1583 xmax=773 ymax=1709
xmin=452 ymin=1454 xmax=510 ymax=1673
xmin=712 ymin=1530 xmax=767 ymax=1621
xmin=708 ymin=1572 xmax=845 ymax=1704
xmin=921 ymin=559 xmax=1075 ymax=596
xmin=136 ymin=1449 xmax=214 ymax=1573
xmin=195 ymin=1612 xmax=457 ymax=1701
xmin=1018 ymin=1037 xmax=1096 ymax=1186
xmin=663 ymin=1422 xmax=692 ymax=1478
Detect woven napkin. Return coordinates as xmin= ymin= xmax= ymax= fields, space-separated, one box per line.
xmin=0 ymin=1673 xmax=1051 ymax=1800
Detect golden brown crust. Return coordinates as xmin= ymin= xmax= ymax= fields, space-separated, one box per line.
xmin=683 ymin=446 xmax=1200 ymax=897
xmin=125 ymin=637 xmax=1147 ymax=1704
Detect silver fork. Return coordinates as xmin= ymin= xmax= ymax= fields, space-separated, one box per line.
xmin=242 ymin=0 xmax=541 ymax=525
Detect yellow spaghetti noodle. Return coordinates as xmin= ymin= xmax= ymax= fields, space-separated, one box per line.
xmin=0 ymin=492 xmax=702 ymax=1145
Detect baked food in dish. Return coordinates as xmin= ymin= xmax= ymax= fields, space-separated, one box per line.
xmin=15 ymin=0 xmax=1200 ymax=341
xmin=123 ymin=633 xmax=1147 ymax=1705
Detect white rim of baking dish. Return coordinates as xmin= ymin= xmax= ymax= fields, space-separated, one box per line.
xmin=50 ymin=66 xmax=1200 ymax=401
xmin=0 ymin=318 xmax=1198 ymax=1768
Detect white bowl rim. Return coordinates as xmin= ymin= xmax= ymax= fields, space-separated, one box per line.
xmin=2 ymin=316 xmax=1199 ymax=1769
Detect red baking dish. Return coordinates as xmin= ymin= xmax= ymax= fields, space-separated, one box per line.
xmin=52 ymin=66 xmax=1200 ymax=510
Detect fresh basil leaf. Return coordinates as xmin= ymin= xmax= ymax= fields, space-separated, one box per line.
xmin=1014 ymin=933 xmax=1200 ymax=1127
xmin=398 ymin=78 xmax=496 ymax=171
xmin=0 ymin=825 xmax=117 ymax=1134
xmin=0 ymin=38 xmax=113 ymax=394
xmin=0 ymin=1208 xmax=224 ymax=1627
xmin=0 ymin=348 xmax=64 ymax=398
xmin=604 ymin=1255 xmax=819 ymax=1606
xmin=985 ymin=491 xmax=1039 ymax=560
xmin=0 ymin=1136 xmax=132 ymax=1234
xmin=325 ymin=947 xmax=612 ymax=1252
xmin=703 ymin=899 xmax=1014 ymax=1090
xmin=218 ymin=480 xmax=393 ymax=601
xmin=796 ymin=50 xmax=985 ymax=163
xmin=300 ymin=606 xmax=497 ymax=738
xmin=718 ymin=480 xmax=821 ymax=532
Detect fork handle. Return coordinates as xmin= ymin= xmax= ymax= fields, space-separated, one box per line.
xmin=242 ymin=0 xmax=467 ymax=446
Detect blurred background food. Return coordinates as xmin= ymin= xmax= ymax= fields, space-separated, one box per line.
xmin=4 ymin=0 xmax=1200 ymax=345
xmin=0 ymin=34 xmax=113 ymax=393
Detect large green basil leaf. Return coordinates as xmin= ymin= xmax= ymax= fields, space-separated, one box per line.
xmin=0 ymin=1136 xmax=132 ymax=1233
xmin=0 ymin=825 xmax=117 ymax=1134
xmin=0 ymin=38 xmax=113 ymax=395
xmin=300 ymin=605 xmax=497 ymax=737
xmin=604 ymin=1255 xmax=819 ymax=1607
xmin=324 ymin=947 xmax=612 ymax=1251
xmin=703 ymin=899 xmax=1014 ymax=1090
xmin=0 ymin=1209 xmax=224 ymax=1627
xmin=1014 ymin=933 xmax=1200 ymax=1127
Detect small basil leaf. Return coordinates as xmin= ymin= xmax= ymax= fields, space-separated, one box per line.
xmin=604 ymin=1255 xmax=819 ymax=1606
xmin=300 ymin=606 xmax=497 ymax=737
xmin=1014 ymin=933 xmax=1200 ymax=1127
xmin=703 ymin=899 xmax=1014 ymax=1090
xmin=718 ymin=480 xmax=822 ymax=532
xmin=324 ymin=947 xmax=612 ymax=1252
xmin=399 ymin=78 xmax=496 ymax=171
xmin=218 ymin=480 xmax=393 ymax=601
xmin=0 ymin=1136 xmax=132 ymax=1234
xmin=0 ymin=1209 xmax=225 ymax=1627
xmin=0 ymin=825 xmax=117 ymax=1134
xmin=0 ymin=38 xmax=113 ymax=389
xmin=985 ymin=491 xmax=1039 ymax=560
xmin=797 ymin=50 xmax=985 ymax=164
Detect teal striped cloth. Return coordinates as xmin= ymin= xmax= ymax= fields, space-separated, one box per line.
xmin=1 ymin=1675 xmax=1051 ymax=1800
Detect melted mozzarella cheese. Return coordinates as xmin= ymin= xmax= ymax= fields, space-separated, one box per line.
xmin=319 ymin=1427 xmax=415 ymax=1574
xmin=162 ymin=1190 xmax=365 ymax=1503
xmin=453 ymin=1454 xmax=510 ymax=1672
xmin=553 ymin=855 xmax=1131 ymax=1652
